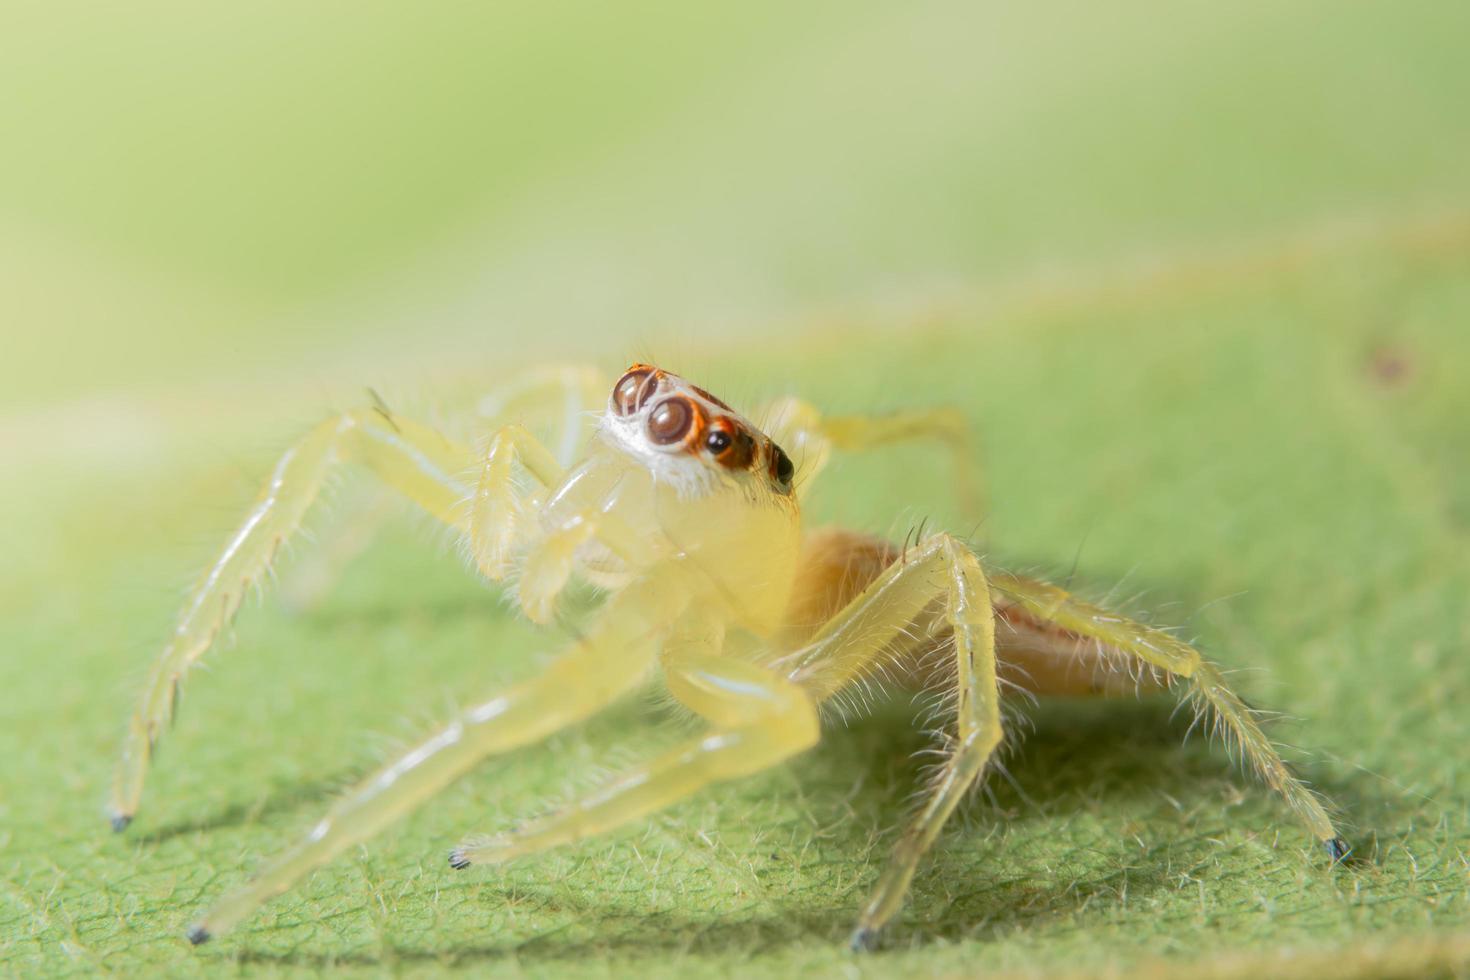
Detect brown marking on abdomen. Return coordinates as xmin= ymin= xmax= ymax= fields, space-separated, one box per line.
xmin=992 ymin=604 xmax=1167 ymax=697
xmin=779 ymin=529 xmax=1165 ymax=700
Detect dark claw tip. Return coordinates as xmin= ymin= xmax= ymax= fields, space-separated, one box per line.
xmin=1325 ymin=837 xmax=1352 ymax=863
xmin=110 ymin=814 xmax=133 ymax=833
xmin=186 ymin=926 xmax=211 ymax=946
xmin=448 ymin=850 xmax=471 ymax=871
xmin=848 ymin=927 xmax=879 ymax=953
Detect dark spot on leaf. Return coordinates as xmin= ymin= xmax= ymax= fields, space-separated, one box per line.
xmin=1365 ymin=344 xmax=1416 ymax=389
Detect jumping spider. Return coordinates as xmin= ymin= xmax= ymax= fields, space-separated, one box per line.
xmin=110 ymin=363 xmax=1349 ymax=950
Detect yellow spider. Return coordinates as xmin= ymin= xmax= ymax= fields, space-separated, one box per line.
xmin=109 ymin=363 xmax=1349 ymax=951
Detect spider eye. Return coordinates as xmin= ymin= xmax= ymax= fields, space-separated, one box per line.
xmin=647 ymin=398 xmax=694 ymax=444
xmin=612 ymin=368 xmax=655 ymax=416
xmin=770 ymin=445 xmax=795 ymax=488
xmin=705 ymin=430 xmax=732 ymax=455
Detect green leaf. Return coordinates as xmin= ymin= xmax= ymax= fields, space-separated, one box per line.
xmin=3 ymin=2 xmax=1468 ymax=977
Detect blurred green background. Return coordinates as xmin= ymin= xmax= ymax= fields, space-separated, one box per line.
xmin=3 ymin=2 xmax=1468 ymax=977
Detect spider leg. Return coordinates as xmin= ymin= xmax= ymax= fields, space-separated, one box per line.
xmin=467 ymin=423 xmax=563 ymax=579
xmin=281 ymin=366 xmax=606 ymax=610
xmin=448 ymin=611 xmax=819 ymax=867
xmin=465 ymin=418 xmax=640 ymax=623
xmin=110 ymin=408 xmax=477 ymax=830
xmin=185 ymin=567 xmax=690 ymax=943
xmin=473 ymin=363 xmax=608 ymax=467
xmin=784 ymin=533 xmax=1002 ymax=950
xmin=758 ymin=396 xmax=981 ymax=514
xmin=989 ymin=572 xmax=1347 ymax=859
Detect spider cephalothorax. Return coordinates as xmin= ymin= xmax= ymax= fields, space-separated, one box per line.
xmin=111 ymin=361 xmax=1349 ymax=951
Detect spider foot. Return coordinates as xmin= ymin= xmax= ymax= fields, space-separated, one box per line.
xmin=1324 ymin=837 xmax=1352 ymax=864
xmin=848 ymin=926 xmax=881 ymax=953
xmin=186 ymin=925 xmax=211 ymax=945
xmin=109 ymin=813 xmax=133 ymax=833
xmin=447 ymin=848 xmax=472 ymax=871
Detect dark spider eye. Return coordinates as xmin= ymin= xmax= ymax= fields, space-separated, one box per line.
xmin=647 ymin=398 xmax=693 ymax=444
xmin=705 ymin=430 xmax=732 ymax=454
xmin=771 ymin=445 xmax=794 ymax=488
xmin=612 ymin=368 xmax=654 ymax=416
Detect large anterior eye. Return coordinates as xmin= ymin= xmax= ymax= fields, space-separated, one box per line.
xmin=612 ymin=368 xmax=654 ymax=416
xmin=647 ymin=398 xmax=694 ymax=444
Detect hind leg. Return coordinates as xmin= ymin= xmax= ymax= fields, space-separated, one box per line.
xmin=990 ymin=572 xmax=1347 ymax=859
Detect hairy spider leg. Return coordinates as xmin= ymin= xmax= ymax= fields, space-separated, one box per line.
xmin=447 ymin=532 xmax=1002 ymax=948
xmin=448 ymin=605 xmax=820 ymax=867
xmin=467 ymin=425 xmax=648 ymax=624
xmin=111 ymin=361 xmax=611 ymax=831
xmin=988 ymin=572 xmax=1347 ymax=858
xmin=282 ymin=368 xmax=606 ymax=609
xmin=466 ymin=423 xmax=564 ymax=581
xmin=110 ymin=408 xmax=476 ymax=830
xmin=778 ymin=533 xmax=1002 ymax=949
xmin=474 ymin=363 xmax=609 ymax=468
xmin=759 ymin=397 xmax=983 ymax=515
xmin=186 ymin=566 xmax=692 ymax=943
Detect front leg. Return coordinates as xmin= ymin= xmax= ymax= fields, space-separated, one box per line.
xmin=282 ymin=365 xmax=608 ymax=610
xmin=186 ymin=567 xmax=690 ymax=943
xmin=447 ymin=636 xmax=820 ymax=868
xmin=467 ymin=423 xmax=564 ymax=580
xmin=110 ymin=408 xmax=474 ymax=830
xmin=468 ymin=426 xmax=648 ymax=624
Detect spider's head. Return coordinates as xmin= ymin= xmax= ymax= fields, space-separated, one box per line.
xmin=590 ymin=363 xmax=802 ymax=631
xmin=600 ymin=363 xmax=796 ymax=499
